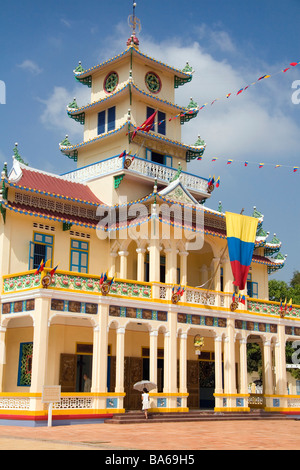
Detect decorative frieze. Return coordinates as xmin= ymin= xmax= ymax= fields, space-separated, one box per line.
xmin=248 ymin=299 xmax=300 ymax=319
xmin=177 ymin=313 xmax=227 ymax=328
xmin=109 ymin=305 xmax=167 ymax=322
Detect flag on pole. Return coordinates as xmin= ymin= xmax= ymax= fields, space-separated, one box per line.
xmin=280 ymin=299 xmax=283 ymax=313
xmin=35 ymin=259 xmax=45 ymax=275
xmin=50 ymin=264 xmax=59 ymax=277
xmin=131 ymin=110 xmax=157 ymax=140
xmin=225 ymin=212 xmax=258 ymax=291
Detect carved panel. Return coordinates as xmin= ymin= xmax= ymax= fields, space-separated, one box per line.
xmin=187 ymin=360 xmax=199 ymax=409
xmin=59 ymin=354 xmax=77 ymax=392
xmin=124 ymin=357 xmax=143 ymax=410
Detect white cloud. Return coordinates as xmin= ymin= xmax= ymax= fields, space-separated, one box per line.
xmin=61 ymin=18 xmax=71 ymax=28
xmin=139 ymin=35 xmax=300 ymax=164
xmin=17 ymin=60 xmax=43 ymax=75
xmin=38 ymin=86 xmax=90 ymax=140
xmin=38 ymin=24 xmax=300 ymax=169
xmin=194 ymin=24 xmax=237 ymax=53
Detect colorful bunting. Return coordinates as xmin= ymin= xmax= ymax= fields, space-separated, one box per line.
xmin=201 ymin=155 xmax=299 ymax=173
xmin=195 ymin=60 xmax=300 ymax=114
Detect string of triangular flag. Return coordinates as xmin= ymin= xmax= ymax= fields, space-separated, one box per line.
xmin=203 ymin=156 xmax=299 ymax=173
xmin=198 ymin=61 xmax=300 ymax=111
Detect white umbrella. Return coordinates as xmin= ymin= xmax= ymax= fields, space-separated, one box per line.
xmin=133 ymin=380 xmax=157 ymax=392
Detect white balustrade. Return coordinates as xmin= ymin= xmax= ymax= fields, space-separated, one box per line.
xmin=62 ymin=156 xmax=209 ymax=195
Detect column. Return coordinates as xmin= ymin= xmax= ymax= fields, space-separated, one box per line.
xmin=148 ymin=240 xmax=160 ymax=282
xmin=109 ymin=251 xmax=118 ymax=277
xmin=115 ymin=327 xmax=125 ymax=393
xmin=30 ymin=297 xmax=50 ymax=393
xmin=136 ymin=247 xmax=146 ymax=282
xmin=164 ymin=310 xmax=178 ymax=409
xmin=211 ymin=257 xmax=221 ymax=291
xmin=214 ymin=335 xmax=223 ymax=395
xmin=222 ymin=256 xmax=233 ymax=293
xmin=91 ymin=303 xmax=108 ymax=393
xmin=0 ymin=326 xmax=6 ymax=393
xmin=223 ymin=318 xmax=237 ymax=409
xmin=30 ymin=296 xmax=50 ymax=412
xmin=149 ymin=330 xmax=158 ymax=388
xmin=165 ymin=247 xmax=178 ymax=285
xmin=148 ymin=239 xmax=161 ymax=298
xmin=118 ymin=250 xmax=129 ymax=279
xmin=275 ymin=324 xmax=287 ymax=403
xmin=263 ymin=340 xmax=274 ymax=395
xmin=239 ymin=338 xmax=248 ymax=395
xmin=179 ymin=251 xmax=189 ymax=286
xmin=179 ymin=333 xmax=187 ymax=393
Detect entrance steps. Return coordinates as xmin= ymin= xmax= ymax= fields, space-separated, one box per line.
xmin=104 ymin=409 xmax=291 ymax=424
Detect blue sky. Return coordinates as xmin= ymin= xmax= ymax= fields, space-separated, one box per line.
xmin=0 ymin=0 xmax=300 ymax=284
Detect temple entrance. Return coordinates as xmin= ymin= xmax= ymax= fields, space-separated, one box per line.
xmin=187 ymin=357 xmax=215 ymax=409
xmin=76 ymin=354 xmax=93 ymax=392
xmin=199 ymin=358 xmax=215 ymax=409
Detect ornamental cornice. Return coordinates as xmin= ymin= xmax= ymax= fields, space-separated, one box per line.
xmin=67 ymin=81 xmax=188 ymax=117
xmin=74 ymin=47 xmax=193 ymax=81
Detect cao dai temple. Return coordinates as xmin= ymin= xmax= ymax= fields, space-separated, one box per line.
xmin=0 ymin=7 xmax=298 ymax=426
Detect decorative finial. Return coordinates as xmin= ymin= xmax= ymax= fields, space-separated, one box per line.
xmin=127 ymin=1 xmax=141 ymax=48
xmin=13 ymin=143 xmax=28 ymax=166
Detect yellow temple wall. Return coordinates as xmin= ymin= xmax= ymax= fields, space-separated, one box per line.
xmin=47 ymin=324 xmax=93 ymax=386
xmin=91 ymin=61 xmax=131 ymax=103
xmin=132 ymin=58 xmax=176 ymax=104
xmin=83 ymin=99 xmax=129 ymax=143
xmin=0 ymin=211 xmax=112 ymax=279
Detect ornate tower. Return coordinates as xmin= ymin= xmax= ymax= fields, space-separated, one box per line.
xmin=59 ymin=3 xmax=208 ymax=205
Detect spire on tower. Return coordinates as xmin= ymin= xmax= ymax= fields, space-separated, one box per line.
xmin=127 ymin=1 xmax=141 ymax=48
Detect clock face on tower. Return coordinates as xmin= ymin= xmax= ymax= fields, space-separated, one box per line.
xmin=145 ymin=71 xmax=161 ymax=94
xmin=104 ymin=72 xmax=119 ymax=93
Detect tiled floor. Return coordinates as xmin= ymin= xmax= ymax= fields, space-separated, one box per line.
xmin=0 ymin=419 xmax=299 ymax=450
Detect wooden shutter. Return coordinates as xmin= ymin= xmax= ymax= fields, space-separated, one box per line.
xmin=97 ymin=111 xmax=105 ymax=135
xmin=107 ymin=106 xmax=116 ymax=132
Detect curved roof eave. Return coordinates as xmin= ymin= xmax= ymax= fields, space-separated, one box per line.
xmin=74 ymin=46 xmax=193 ymax=80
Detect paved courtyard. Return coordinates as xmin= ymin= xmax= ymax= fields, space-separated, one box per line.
xmin=0 ymin=419 xmax=299 ymax=450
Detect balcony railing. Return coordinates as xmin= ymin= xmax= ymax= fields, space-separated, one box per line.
xmin=61 ymin=155 xmax=209 ymax=196
xmin=2 ymin=270 xmax=300 ymax=321
xmin=2 ymin=270 xmax=152 ymax=300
